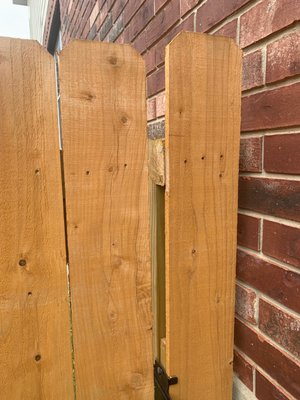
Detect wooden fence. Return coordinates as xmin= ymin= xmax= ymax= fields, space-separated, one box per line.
xmin=0 ymin=34 xmax=241 ymax=399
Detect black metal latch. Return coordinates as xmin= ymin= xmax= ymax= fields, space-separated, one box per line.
xmin=154 ymin=360 xmax=178 ymax=400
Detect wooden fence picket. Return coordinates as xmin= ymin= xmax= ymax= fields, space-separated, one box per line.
xmin=59 ymin=41 xmax=153 ymax=399
xmin=165 ymin=32 xmax=242 ymax=399
xmin=0 ymin=38 xmax=73 ymax=398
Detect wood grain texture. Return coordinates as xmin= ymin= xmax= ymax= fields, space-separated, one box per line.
xmin=59 ymin=41 xmax=153 ymax=399
xmin=148 ymin=139 xmax=165 ymax=186
xmin=165 ymin=32 xmax=242 ymax=399
xmin=0 ymin=38 xmax=73 ymax=398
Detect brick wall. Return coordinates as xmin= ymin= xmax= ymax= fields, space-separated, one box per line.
xmin=44 ymin=1 xmax=300 ymax=398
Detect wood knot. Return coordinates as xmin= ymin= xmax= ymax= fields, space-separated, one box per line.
xmin=109 ymin=56 xmax=118 ymax=65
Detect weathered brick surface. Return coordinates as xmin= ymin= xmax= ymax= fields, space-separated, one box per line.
xmin=124 ymin=0 xmax=144 ymax=25
xmin=144 ymin=47 xmax=156 ymax=74
xmin=154 ymin=14 xmax=194 ymax=66
xmin=214 ymin=19 xmax=238 ymax=41
xmin=147 ymin=98 xmax=156 ymax=121
xmin=259 ymin=299 xmax=300 ymax=358
xmin=264 ymin=133 xmax=300 ymax=175
xmin=147 ymin=66 xmax=165 ymax=97
xmin=196 ymin=0 xmax=251 ymax=32
xmin=237 ymin=213 xmax=260 ymax=251
xmin=155 ymin=0 xmax=168 ymax=13
xmin=235 ymin=283 xmax=257 ymax=324
xmin=242 ymin=50 xmax=263 ymax=91
xmin=180 ymin=0 xmax=199 ymax=17
xmin=263 ymin=220 xmax=300 ymax=268
xmin=145 ymin=0 xmax=180 ymax=48
xmin=148 ymin=120 xmax=165 ymax=139
xmin=233 ymin=350 xmax=254 ymax=390
xmin=240 ymin=0 xmax=300 ymax=48
xmin=237 ymin=250 xmax=300 ymax=313
xmin=266 ymin=31 xmax=300 ymax=84
xmin=156 ymin=92 xmax=165 ymax=117
xmin=235 ymin=318 xmax=300 ymax=398
xmin=241 ymin=83 xmax=300 ymax=132
xmin=112 ymin=0 xmax=127 ymax=22
xmin=126 ymin=0 xmax=154 ymax=41
xmin=238 ymin=177 xmax=300 ymax=222
xmin=256 ymin=371 xmax=290 ymax=400
xmin=239 ymin=137 xmax=262 ymax=173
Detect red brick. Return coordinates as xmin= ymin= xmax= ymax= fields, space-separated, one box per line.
xmin=147 ymin=98 xmax=156 ymax=121
xmin=124 ymin=0 xmax=144 ymax=25
xmin=256 ymin=371 xmax=290 ymax=400
xmin=147 ymin=67 xmax=165 ymax=97
xmin=155 ymin=14 xmax=194 ymax=66
xmin=112 ymin=0 xmax=127 ymax=22
xmin=239 ymin=137 xmax=262 ymax=173
xmin=144 ymin=48 xmax=156 ymax=74
xmin=155 ymin=0 xmax=168 ymax=13
xmin=259 ymin=299 xmax=300 ymax=358
xmin=240 ymin=0 xmax=300 ymax=48
xmin=89 ymin=1 xmax=99 ymax=26
xmin=233 ymin=350 xmax=254 ymax=390
xmin=237 ymin=250 xmax=300 ymax=313
xmin=267 ymin=31 xmax=300 ymax=84
xmin=238 ymin=177 xmax=300 ymax=222
xmin=180 ymin=0 xmax=198 ymax=17
xmin=95 ymin=3 xmax=109 ymax=32
xmin=241 ymin=83 xmax=300 ymax=132
xmin=214 ymin=19 xmax=238 ymax=41
xmin=156 ymin=92 xmax=165 ymax=117
xmin=234 ymin=319 xmax=300 ymax=398
xmin=235 ymin=283 xmax=257 ymax=324
xmin=242 ymin=50 xmax=263 ymax=91
xmin=132 ymin=29 xmax=147 ymax=53
xmin=237 ymin=214 xmax=260 ymax=251
xmin=264 ymin=134 xmax=300 ymax=175
xmin=126 ymin=0 xmax=154 ymax=41
xmin=146 ymin=0 xmax=180 ymax=48
xmin=196 ymin=0 xmax=250 ymax=32
xmin=263 ymin=220 xmax=300 ymax=269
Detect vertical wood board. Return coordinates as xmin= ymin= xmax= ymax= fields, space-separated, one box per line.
xmin=0 ymin=38 xmax=73 ymax=399
xmin=165 ymin=32 xmax=242 ymax=399
xmin=59 ymin=41 xmax=153 ymax=399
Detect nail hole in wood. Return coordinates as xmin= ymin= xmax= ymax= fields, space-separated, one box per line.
xmin=35 ymin=169 xmax=40 ymax=175
xmin=35 ymin=354 xmax=41 ymax=362
xmin=86 ymin=171 xmax=90 ymax=175
xmin=124 ymin=163 xmax=127 ymax=168
xmin=184 ymin=159 xmax=187 ymax=164
xmin=201 ymin=156 xmax=205 ymax=160
xmin=19 ymin=259 xmax=26 ymax=267
xmin=28 ymin=292 xmax=32 ymax=297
